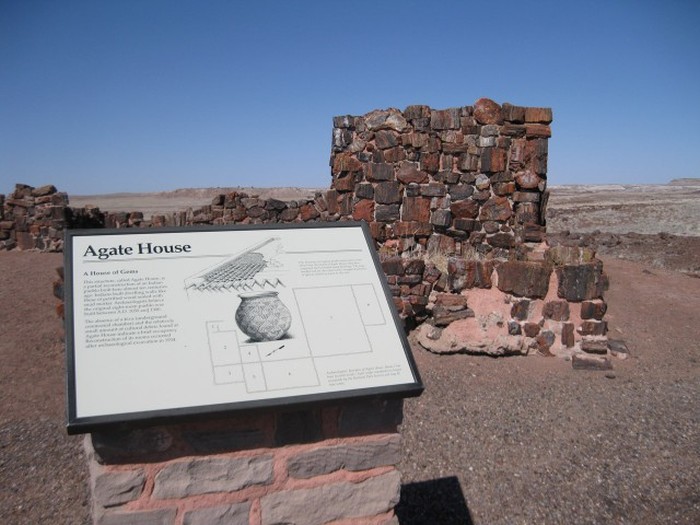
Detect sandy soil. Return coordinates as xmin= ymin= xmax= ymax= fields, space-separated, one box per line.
xmin=397 ymin=256 xmax=699 ymax=524
xmin=1 ymin=183 xmax=699 ymax=524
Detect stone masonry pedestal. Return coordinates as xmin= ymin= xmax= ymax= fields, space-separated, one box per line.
xmin=85 ymin=398 xmax=403 ymax=525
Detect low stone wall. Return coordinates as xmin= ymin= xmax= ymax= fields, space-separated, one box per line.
xmin=0 ymin=183 xmax=332 ymax=251
xmin=0 ymin=183 xmax=103 ymax=252
xmin=86 ymin=399 xmax=403 ymax=525
xmin=0 ymin=183 xmax=69 ymax=251
xmin=382 ymin=245 xmax=610 ymax=362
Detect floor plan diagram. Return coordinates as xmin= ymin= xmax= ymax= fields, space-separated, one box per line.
xmin=206 ymin=283 xmax=386 ymax=393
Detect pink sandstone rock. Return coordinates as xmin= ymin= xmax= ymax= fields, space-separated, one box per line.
xmin=260 ymin=470 xmax=400 ymax=525
xmin=415 ymin=287 xmax=528 ymax=356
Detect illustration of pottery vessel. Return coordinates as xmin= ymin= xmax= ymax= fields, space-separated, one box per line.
xmin=235 ymin=291 xmax=292 ymax=342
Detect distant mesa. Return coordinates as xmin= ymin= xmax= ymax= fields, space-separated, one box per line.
xmin=668 ymin=178 xmax=700 ymax=186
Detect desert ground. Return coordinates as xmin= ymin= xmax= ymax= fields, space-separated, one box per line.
xmin=1 ymin=183 xmax=698 ymax=524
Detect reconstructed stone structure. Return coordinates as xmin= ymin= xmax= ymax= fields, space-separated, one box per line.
xmin=3 ymin=98 xmax=621 ymax=524
xmin=328 ymin=98 xmax=551 ymax=257
xmin=4 ymin=97 xmax=614 ymax=365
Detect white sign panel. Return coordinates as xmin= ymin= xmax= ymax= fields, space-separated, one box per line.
xmin=65 ymin=222 xmax=422 ymax=433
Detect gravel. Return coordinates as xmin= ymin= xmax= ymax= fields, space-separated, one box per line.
xmin=397 ymin=257 xmax=700 ymax=524
xmin=1 ymin=252 xmax=698 ymax=524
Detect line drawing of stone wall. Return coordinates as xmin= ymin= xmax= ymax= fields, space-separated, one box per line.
xmin=184 ymin=237 xmax=285 ymax=293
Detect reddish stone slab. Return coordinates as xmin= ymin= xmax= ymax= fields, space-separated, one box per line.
xmin=473 ymin=98 xmax=503 ymax=125
xmin=496 ymin=261 xmax=551 ymax=298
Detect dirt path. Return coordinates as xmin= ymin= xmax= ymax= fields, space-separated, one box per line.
xmin=0 ymin=252 xmax=698 ymax=524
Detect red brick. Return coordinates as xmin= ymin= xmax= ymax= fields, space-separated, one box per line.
xmin=515 ymin=170 xmax=542 ymax=189
xmin=479 ymin=147 xmax=505 ymax=172
xmin=543 ymin=300 xmax=570 ymax=321
xmin=334 ymin=174 xmax=357 ymax=193
xmin=420 ymin=152 xmax=439 ymax=173
xmin=561 ymin=323 xmax=575 ymax=347
xmin=299 ymin=204 xmax=320 ymax=221
xmin=397 ymin=165 xmax=429 ymax=184
xmin=497 ymin=261 xmax=551 ymax=298
xmin=526 ymin=124 xmax=552 ymax=138
xmin=479 ymin=196 xmax=512 ymax=221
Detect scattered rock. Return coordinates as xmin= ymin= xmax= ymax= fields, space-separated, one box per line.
xmin=608 ymin=339 xmax=630 ymax=359
xmin=572 ymin=353 xmax=613 ymax=370
xmin=581 ymin=337 xmax=609 ymax=355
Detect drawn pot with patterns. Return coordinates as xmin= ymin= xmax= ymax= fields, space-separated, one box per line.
xmin=235 ymin=291 xmax=292 ymax=342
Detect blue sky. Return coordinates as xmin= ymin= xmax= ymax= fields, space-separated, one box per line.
xmin=1 ymin=1 xmax=698 ymax=195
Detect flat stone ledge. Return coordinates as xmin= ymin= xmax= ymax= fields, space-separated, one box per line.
xmin=153 ymin=455 xmax=274 ymax=499
xmin=260 ymin=470 xmax=401 ymax=525
xmin=97 ymin=508 xmax=176 ymax=525
xmin=287 ymin=435 xmax=401 ymax=478
xmin=182 ymin=502 xmax=251 ymax=525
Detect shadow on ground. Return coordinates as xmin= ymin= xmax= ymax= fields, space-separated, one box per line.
xmin=396 ymin=476 xmax=474 ymax=524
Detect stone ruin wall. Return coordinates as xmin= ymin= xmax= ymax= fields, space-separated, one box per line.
xmin=328 ymin=98 xmax=550 ymax=257
xmin=1 ymin=98 xmax=618 ymax=367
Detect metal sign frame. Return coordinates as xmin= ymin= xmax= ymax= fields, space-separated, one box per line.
xmin=65 ymin=221 xmax=422 ymax=434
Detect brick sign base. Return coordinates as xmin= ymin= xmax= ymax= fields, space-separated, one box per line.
xmin=85 ymin=398 xmax=403 ymax=525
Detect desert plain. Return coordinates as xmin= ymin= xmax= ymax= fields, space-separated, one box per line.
xmin=1 ymin=181 xmax=698 ymax=524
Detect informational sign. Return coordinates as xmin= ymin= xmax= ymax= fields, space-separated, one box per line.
xmin=65 ymin=222 xmax=422 ymax=434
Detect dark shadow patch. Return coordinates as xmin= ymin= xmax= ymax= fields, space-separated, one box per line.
xmin=396 ymin=476 xmax=474 ymax=524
